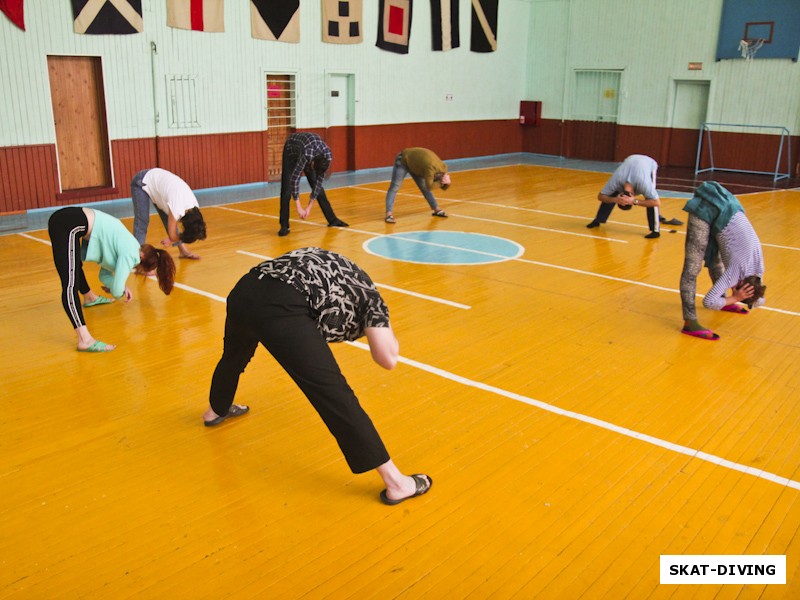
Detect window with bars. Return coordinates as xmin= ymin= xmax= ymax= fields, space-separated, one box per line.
xmin=572 ymin=70 xmax=622 ymax=123
xmin=266 ymin=74 xmax=297 ymax=180
xmin=166 ymin=74 xmax=200 ymax=129
xmin=266 ymin=74 xmax=296 ymax=129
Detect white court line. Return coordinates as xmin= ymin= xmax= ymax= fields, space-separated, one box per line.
xmin=351 ymin=186 xmax=800 ymax=251
xmin=16 ymin=223 xmax=799 ymax=316
xmin=452 ymin=213 xmax=629 ymax=243
xmin=236 ymin=250 xmax=471 ymax=310
xmin=198 ymin=263 xmax=800 ymax=492
xmin=349 ymin=339 xmax=800 ymax=491
xmin=18 ymin=232 xmax=51 ymax=246
xmin=19 ymin=226 xmax=799 ymax=490
xmin=147 ymin=271 xmax=800 ymax=491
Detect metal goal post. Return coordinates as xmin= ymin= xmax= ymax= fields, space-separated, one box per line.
xmin=695 ymin=122 xmax=792 ymax=182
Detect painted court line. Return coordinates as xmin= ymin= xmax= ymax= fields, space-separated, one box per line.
xmin=236 ymin=250 xmax=471 ymax=310
xmin=17 ymin=227 xmax=798 ymax=317
xmin=350 ymin=341 xmax=799 ymax=491
xmin=18 ymin=232 xmax=51 ymax=246
xmin=21 ymin=217 xmax=796 ymax=491
xmin=353 ymin=186 xmax=800 ymax=251
xmin=451 ymin=213 xmax=629 ymax=243
xmin=150 ymin=269 xmax=800 ymax=492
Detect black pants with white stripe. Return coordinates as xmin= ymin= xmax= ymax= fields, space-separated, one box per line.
xmin=209 ymin=271 xmax=391 ymax=474
xmin=48 ymin=207 xmax=91 ymax=330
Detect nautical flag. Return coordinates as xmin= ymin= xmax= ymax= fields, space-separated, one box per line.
xmin=251 ymin=0 xmax=300 ymax=43
xmin=470 ymin=0 xmax=497 ymax=52
xmin=322 ymin=0 xmax=362 ymax=44
xmin=431 ymin=0 xmax=458 ymax=51
xmin=376 ymin=0 xmax=412 ymax=54
xmin=72 ymin=0 xmax=143 ymax=35
xmin=167 ymin=0 xmax=224 ymax=32
xmin=0 ymin=0 xmax=25 ymax=31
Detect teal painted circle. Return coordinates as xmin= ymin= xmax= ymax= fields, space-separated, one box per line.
xmin=363 ymin=231 xmax=524 ymax=265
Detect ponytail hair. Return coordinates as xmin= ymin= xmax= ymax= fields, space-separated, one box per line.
xmin=139 ymin=244 xmax=176 ymax=295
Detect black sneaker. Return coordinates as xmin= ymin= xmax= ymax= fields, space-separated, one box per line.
xmin=278 ymin=227 xmax=290 ymax=236
xmin=328 ymin=219 xmax=349 ymax=227
xmin=645 ymin=231 xmax=660 ymax=239
xmin=586 ymin=220 xmax=601 ymax=229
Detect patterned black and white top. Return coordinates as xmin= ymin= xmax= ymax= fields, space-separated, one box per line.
xmin=253 ymin=247 xmax=390 ymax=342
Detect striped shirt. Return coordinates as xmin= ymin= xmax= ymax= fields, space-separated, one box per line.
xmin=283 ymin=133 xmax=332 ymax=201
xmin=704 ymin=211 xmax=765 ymax=310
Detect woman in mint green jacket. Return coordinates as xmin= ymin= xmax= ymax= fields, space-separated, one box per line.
xmin=48 ymin=207 xmax=175 ymax=352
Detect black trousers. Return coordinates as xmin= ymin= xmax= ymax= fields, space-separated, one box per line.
xmin=209 ymin=271 xmax=390 ymax=474
xmin=592 ymin=200 xmax=660 ymax=233
xmin=48 ymin=207 xmax=91 ymax=330
xmin=279 ymin=155 xmax=339 ymax=230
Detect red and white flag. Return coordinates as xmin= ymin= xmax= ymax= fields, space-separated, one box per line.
xmin=167 ymin=0 xmax=224 ymax=32
xmin=0 ymin=0 xmax=25 ymax=31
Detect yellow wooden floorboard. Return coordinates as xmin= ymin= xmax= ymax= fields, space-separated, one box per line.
xmin=1 ymin=166 xmax=798 ymax=598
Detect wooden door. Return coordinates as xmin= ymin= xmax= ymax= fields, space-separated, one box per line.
xmin=266 ymin=74 xmax=296 ymax=181
xmin=47 ymin=56 xmax=112 ymax=191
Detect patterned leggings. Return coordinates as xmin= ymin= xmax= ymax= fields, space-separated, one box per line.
xmin=680 ymin=214 xmax=724 ymax=321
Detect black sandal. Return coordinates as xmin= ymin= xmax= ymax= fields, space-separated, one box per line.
xmin=379 ymin=474 xmax=433 ymax=505
xmin=204 ymin=404 xmax=250 ymax=427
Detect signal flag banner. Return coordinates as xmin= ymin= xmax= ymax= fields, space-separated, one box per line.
xmin=376 ymin=0 xmax=412 ymax=54
xmin=251 ymin=0 xmax=300 ymax=42
xmin=0 ymin=0 xmax=25 ymax=31
xmin=167 ymin=0 xmax=224 ymax=32
xmin=72 ymin=0 xmax=144 ymax=34
xmin=470 ymin=0 xmax=497 ymax=52
xmin=431 ymin=0 xmax=458 ymax=51
xmin=322 ymin=0 xmax=362 ymax=44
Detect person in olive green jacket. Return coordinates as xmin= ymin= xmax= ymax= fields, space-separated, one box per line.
xmin=384 ymin=147 xmax=451 ymax=223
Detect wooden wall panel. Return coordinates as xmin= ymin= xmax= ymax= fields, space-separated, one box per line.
xmin=615 ymin=125 xmax=666 ymax=163
xmin=156 ymin=132 xmax=267 ymax=189
xmin=111 ymin=138 xmax=158 ymax=198
xmin=0 ymin=145 xmax=59 ymax=213
xmin=665 ymin=128 xmax=701 ymax=169
xmin=522 ymin=120 xmax=563 ymax=157
xmin=2 ymin=125 xmax=796 ymax=213
xmin=351 ymin=120 xmax=524 ymax=171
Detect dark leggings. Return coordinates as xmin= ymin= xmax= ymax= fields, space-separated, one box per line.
xmin=279 ymin=155 xmax=339 ymax=230
xmin=592 ymin=198 xmax=660 ymax=233
xmin=48 ymin=207 xmax=91 ymax=330
xmin=209 ymin=271 xmax=390 ymax=474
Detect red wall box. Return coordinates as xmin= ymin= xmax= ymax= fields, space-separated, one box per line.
xmin=519 ymin=101 xmax=541 ymax=127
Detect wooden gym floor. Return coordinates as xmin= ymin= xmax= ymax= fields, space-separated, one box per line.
xmin=1 ymin=157 xmax=799 ymax=599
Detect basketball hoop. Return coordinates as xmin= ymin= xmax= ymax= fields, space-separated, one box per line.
xmin=738 ymin=38 xmax=765 ymax=60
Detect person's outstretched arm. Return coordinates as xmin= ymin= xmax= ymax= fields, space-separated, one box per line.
xmin=365 ymin=325 xmax=399 ymax=370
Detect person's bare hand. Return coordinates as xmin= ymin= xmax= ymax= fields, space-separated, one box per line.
xmin=617 ymin=193 xmax=634 ymax=206
xmin=732 ymin=283 xmax=755 ymax=302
